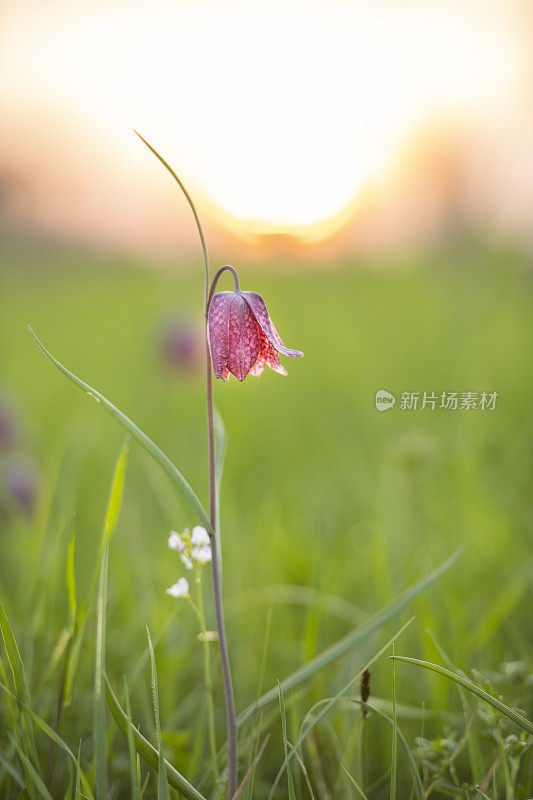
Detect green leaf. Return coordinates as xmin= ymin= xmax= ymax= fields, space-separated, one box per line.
xmin=104 ymin=675 xmax=207 ymax=800
xmin=238 ymin=549 xmax=461 ymax=727
xmin=94 ymin=542 xmax=108 ymax=799
xmin=147 ymin=628 xmax=169 ymax=800
xmin=29 ymin=327 xmax=212 ymax=535
xmin=391 ymin=656 xmax=533 ymax=735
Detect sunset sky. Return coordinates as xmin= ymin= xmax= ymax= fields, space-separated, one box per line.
xmin=1 ymin=0 xmax=533 ymax=257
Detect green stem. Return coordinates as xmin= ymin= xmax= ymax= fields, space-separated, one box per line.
xmin=195 ymin=571 xmax=221 ymax=787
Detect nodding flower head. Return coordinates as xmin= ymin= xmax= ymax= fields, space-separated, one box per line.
xmin=208 ymin=288 xmax=303 ymax=382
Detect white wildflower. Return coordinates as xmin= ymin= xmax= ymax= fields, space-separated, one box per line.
xmin=180 ymin=553 xmax=193 ymax=570
xmin=192 ymin=545 xmax=212 ymax=566
xmin=191 ymin=526 xmax=210 ymax=547
xmin=168 ymin=531 xmax=184 ymax=552
xmin=166 ymin=578 xmax=189 ymax=598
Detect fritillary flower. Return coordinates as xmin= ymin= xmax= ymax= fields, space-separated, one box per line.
xmin=208 ymin=289 xmax=303 ymax=382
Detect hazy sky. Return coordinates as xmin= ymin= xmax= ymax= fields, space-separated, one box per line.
xmin=1 ymin=0 xmax=532 ymax=258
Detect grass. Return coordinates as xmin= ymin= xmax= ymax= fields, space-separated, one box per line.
xmin=0 ymin=239 xmax=532 ymax=797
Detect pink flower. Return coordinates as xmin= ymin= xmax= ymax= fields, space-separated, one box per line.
xmin=208 ymin=291 xmax=303 ymax=381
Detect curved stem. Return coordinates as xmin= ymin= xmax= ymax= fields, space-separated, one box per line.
xmin=206 ymin=265 xmax=241 ymax=312
xmin=136 ymin=132 xmax=238 ymax=797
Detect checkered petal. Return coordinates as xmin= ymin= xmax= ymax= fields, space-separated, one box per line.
xmin=207 ymin=291 xmax=233 ymax=379
xmin=226 ymin=294 xmax=261 ymax=381
xmin=242 ymin=292 xmax=303 ymax=358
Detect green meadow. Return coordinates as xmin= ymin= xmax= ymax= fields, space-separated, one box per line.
xmin=0 ymin=241 xmax=532 ymax=798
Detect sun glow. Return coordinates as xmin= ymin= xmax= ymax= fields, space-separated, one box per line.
xmin=1 ymin=0 xmax=521 ymax=242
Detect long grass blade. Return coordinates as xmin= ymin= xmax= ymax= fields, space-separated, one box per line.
xmin=0 ymin=602 xmax=40 ymax=773
xmin=124 ymin=678 xmax=142 ymax=800
xmin=94 ymin=542 xmax=109 ymax=799
xmin=267 ymin=618 xmax=413 ymax=800
xmin=147 ymin=628 xmax=169 ymax=800
xmin=0 ymin=746 xmax=25 ymax=789
xmin=392 ymin=656 xmax=533 ymax=735
xmin=238 ymin=549 xmax=461 ymax=727
xmin=28 ymin=327 xmax=212 ymax=534
xmin=340 ymin=764 xmax=369 ymax=800
xmin=231 ymin=734 xmax=270 ymax=800
xmin=390 ymin=643 xmax=397 ymax=800
xmin=66 ymin=523 xmax=77 ymax=628
xmin=104 ymin=675 xmax=207 ymax=800
xmin=64 ymin=442 xmax=128 ymax=708
xmin=278 ymin=682 xmax=296 ymax=800
xmin=102 ymin=440 xmax=129 ymax=546
xmin=10 ymin=738 xmax=53 ymax=800
xmin=0 ymin=682 xmax=94 ymax=799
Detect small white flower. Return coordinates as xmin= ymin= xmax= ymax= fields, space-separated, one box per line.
xmin=192 ymin=545 xmax=212 ymax=565
xmin=191 ymin=526 xmax=210 ymax=547
xmin=166 ymin=578 xmax=189 ymax=598
xmin=168 ymin=531 xmax=185 ymax=552
xmin=180 ymin=553 xmax=193 ymax=570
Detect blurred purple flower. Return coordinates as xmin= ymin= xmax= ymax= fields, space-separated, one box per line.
xmin=1 ymin=457 xmax=40 ymax=517
xmin=160 ymin=319 xmax=202 ymax=374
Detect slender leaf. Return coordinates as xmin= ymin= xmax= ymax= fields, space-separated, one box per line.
xmin=147 ymin=628 xmax=169 ymax=800
xmin=104 ymin=675 xmax=207 ymax=800
xmin=392 ymin=656 xmax=533 ymax=735
xmin=94 ymin=542 xmax=108 ymax=799
xmin=29 ymin=327 xmax=212 ymax=534
xmin=238 ymin=549 xmax=461 ymax=727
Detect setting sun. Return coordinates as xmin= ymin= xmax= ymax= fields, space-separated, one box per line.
xmin=1 ymin=0 xmax=525 ymax=244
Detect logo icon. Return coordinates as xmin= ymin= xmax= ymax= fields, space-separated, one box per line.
xmin=375 ymin=389 xmax=396 ymax=411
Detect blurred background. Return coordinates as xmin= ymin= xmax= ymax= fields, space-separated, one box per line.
xmin=1 ymin=0 xmax=533 ymax=796
xmin=2 ymin=0 xmax=533 ymax=258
